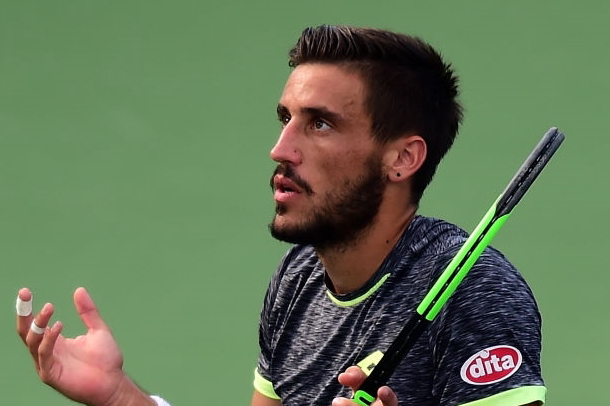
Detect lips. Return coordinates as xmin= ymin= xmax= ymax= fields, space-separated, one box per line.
xmin=273 ymin=175 xmax=302 ymax=194
xmin=273 ymin=175 xmax=304 ymax=203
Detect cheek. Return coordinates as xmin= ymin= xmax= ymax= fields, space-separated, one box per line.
xmin=317 ymin=148 xmax=371 ymax=181
xmin=304 ymin=137 xmax=381 ymax=189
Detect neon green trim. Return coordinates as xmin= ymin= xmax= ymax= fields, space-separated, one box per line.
xmin=353 ymin=389 xmax=375 ymax=405
xmin=459 ymin=385 xmax=546 ymax=405
xmin=417 ymin=196 xmax=513 ymax=321
xmin=253 ymin=368 xmax=280 ymax=400
xmin=426 ymin=212 xmax=510 ymax=320
xmin=326 ymin=273 xmax=391 ymax=307
xmin=417 ymin=200 xmax=499 ymax=318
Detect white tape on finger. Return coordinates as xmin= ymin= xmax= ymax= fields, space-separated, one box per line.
xmin=16 ymin=297 xmax=33 ymax=317
xmin=150 ymin=395 xmax=172 ymax=406
xmin=30 ymin=320 xmax=45 ymax=335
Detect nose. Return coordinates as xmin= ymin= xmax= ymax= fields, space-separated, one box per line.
xmin=270 ymin=122 xmax=302 ymax=165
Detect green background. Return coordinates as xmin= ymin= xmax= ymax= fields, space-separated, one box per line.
xmin=1 ymin=1 xmax=606 ymax=404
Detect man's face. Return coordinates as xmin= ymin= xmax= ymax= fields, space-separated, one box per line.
xmin=269 ymin=63 xmax=388 ymax=250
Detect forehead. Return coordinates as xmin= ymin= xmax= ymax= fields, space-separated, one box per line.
xmin=280 ymin=63 xmax=368 ymax=117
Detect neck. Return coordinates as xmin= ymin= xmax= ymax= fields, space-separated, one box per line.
xmin=317 ymin=204 xmax=417 ymax=294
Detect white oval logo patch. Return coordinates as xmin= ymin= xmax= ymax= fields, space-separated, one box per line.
xmin=460 ymin=345 xmax=522 ymax=385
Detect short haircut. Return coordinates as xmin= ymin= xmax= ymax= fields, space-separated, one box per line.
xmin=288 ymin=25 xmax=463 ymax=205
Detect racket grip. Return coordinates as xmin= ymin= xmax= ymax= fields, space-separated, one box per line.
xmin=352 ymin=372 xmax=387 ymax=405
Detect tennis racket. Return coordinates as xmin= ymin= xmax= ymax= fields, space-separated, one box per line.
xmin=352 ymin=127 xmax=565 ymax=405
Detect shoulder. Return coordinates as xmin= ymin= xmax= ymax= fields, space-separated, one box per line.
xmin=431 ymin=240 xmax=542 ymax=342
xmin=408 ymin=215 xmax=526 ymax=286
xmin=406 ymin=215 xmax=469 ymax=252
xmin=393 ymin=216 xmax=471 ymax=284
xmin=458 ymin=245 xmax=536 ymax=307
xmin=405 ymin=216 xmax=540 ymax=326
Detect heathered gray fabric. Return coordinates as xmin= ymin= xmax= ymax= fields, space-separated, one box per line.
xmin=256 ymin=215 xmax=544 ymax=405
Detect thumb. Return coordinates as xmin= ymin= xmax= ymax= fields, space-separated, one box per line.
xmin=74 ymin=287 xmax=109 ymax=331
xmin=375 ymin=386 xmax=398 ymax=406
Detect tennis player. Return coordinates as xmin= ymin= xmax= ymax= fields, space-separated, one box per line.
xmin=16 ymin=25 xmax=545 ymax=406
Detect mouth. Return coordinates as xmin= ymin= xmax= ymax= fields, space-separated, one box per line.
xmin=270 ymin=164 xmax=315 ymax=205
xmin=273 ymin=175 xmax=304 ymax=203
xmin=273 ymin=175 xmax=302 ymax=193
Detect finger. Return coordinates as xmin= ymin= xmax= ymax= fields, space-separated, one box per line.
xmin=25 ymin=303 xmax=55 ymax=366
xmin=38 ymin=321 xmax=63 ymax=381
xmin=16 ymin=288 xmax=34 ymax=342
xmin=338 ymin=366 xmax=367 ymax=389
xmin=331 ymin=397 xmax=355 ymax=406
xmin=331 ymin=386 xmax=398 ymax=406
xmin=74 ymin=287 xmax=109 ymax=331
xmin=376 ymin=386 xmax=398 ymax=406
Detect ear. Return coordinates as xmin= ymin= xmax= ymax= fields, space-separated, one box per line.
xmin=383 ymin=135 xmax=427 ymax=183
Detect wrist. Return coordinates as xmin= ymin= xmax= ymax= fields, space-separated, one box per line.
xmin=98 ymin=374 xmax=156 ymax=406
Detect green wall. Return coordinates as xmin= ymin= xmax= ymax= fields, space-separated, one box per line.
xmin=2 ymin=1 xmax=606 ymax=404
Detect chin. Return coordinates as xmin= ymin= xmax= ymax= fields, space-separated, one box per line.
xmin=269 ymin=216 xmax=308 ymax=245
xmin=270 ymin=214 xmax=297 ymax=233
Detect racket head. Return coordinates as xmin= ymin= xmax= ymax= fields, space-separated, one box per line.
xmin=496 ymin=127 xmax=565 ymax=217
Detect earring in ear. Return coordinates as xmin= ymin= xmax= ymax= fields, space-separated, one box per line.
xmin=396 ymin=172 xmax=401 ymax=177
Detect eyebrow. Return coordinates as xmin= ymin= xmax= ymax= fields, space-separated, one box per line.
xmin=277 ymin=103 xmax=344 ymax=123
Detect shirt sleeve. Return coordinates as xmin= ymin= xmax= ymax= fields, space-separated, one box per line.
xmin=427 ymin=248 xmax=546 ymax=405
xmin=254 ymin=277 xmax=281 ymax=400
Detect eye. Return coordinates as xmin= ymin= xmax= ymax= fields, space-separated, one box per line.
xmin=277 ymin=107 xmax=292 ymax=127
xmin=278 ymin=112 xmax=291 ymax=127
xmin=313 ymin=118 xmax=331 ymax=131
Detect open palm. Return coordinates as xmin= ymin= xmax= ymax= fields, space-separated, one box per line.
xmin=18 ymin=287 xmax=126 ymax=406
xmin=43 ymin=326 xmax=124 ymax=404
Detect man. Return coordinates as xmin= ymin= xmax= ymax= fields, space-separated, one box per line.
xmin=253 ymin=25 xmax=544 ymax=405
xmin=15 ymin=25 xmax=545 ymax=406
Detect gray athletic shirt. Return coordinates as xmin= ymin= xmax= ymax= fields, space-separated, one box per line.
xmin=255 ymin=216 xmax=545 ymax=405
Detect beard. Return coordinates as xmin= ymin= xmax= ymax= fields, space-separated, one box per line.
xmin=269 ymin=154 xmax=386 ymax=251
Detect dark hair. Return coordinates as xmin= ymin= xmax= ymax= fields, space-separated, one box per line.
xmin=288 ymin=25 xmax=463 ymax=205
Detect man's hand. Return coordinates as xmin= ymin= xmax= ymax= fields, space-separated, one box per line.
xmin=15 ymin=287 xmax=153 ymax=406
xmin=333 ymin=366 xmax=398 ymax=406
